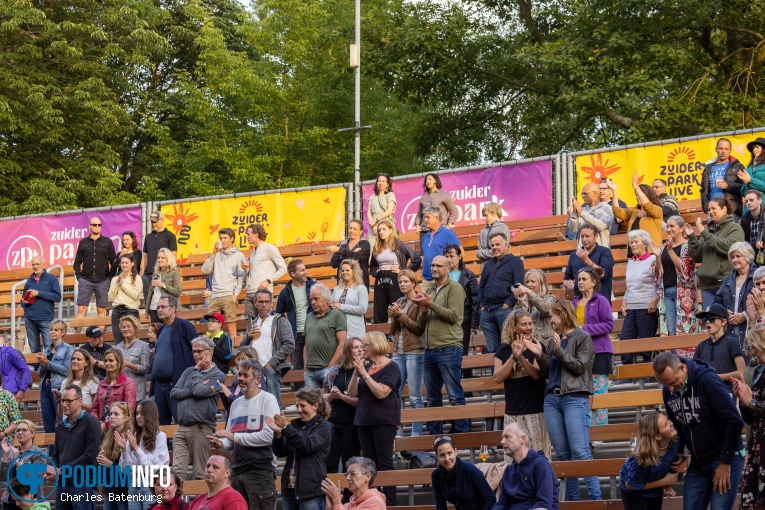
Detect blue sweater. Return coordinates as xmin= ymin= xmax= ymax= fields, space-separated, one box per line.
xmin=431 ymin=458 xmax=496 ymax=510
xmin=563 ymin=244 xmax=615 ymax=300
xmin=620 ymin=440 xmax=679 ymax=498
xmin=663 ymin=358 xmax=744 ymax=465
xmin=152 ymin=317 xmax=196 ymax=385
xmin=493 ymin=449 xmax=559 ymax=510
xmin=478 ymin=254 xmax=525 ymax=310
xmin=422 ymin=226 xmax=460 ymax=280
xmin=21 ymin=270 xmax=62 ymax=322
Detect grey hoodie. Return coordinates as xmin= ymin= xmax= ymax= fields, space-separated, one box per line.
xmin=201 ymin=246 xmax=246 ymax=298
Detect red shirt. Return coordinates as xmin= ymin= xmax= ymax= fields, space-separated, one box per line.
xmin=189 ymin=486 xmax=246 ymax=510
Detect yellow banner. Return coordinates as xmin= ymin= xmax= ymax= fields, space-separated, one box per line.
xmin=161 ymin=187 xmax=347 ymax=263
xmin=575 ymin=135 xmax=755 ymax=206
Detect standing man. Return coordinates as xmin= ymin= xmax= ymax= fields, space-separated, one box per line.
xmin=275 ymin=259 xmax=315 ymax=374
xmin=567 ymin=182 xmax=614 ymax=247
xmin=741 ymin=190 xmax=765 ymax=256
xmin=244 ymin=224 xmax=287 ymax=318
xmin=562 ymin=224 xmax=615 ymax=300
xmin=242 ymin=288 xmax=295 ymax=407
xmin=202 ymin=228 xmax=246 ymax=339
xmin=152 ymin=296 xmax=196 ymax=425
xmin=599 ymin=179 xmax=627 ymax=236
xmin=420 ymin=207 xmax=461 ymax=291
xmin=653 ymin=352 xmax=744 ymax=510
xmin=478 ymin=233 xmax=525 ymax=354
xmin=170 ymin=336 xmax=227 ymax=481
xmin=303 ymin=284 xmax=347 ymax=388
xmin=73 ymin=216 xmax=116 ymax=318
xmin=21 ymin=256 xmax=61 ymax=353
xmin=81 ymin=326 xmax=107 ymax=380
xmin=188 ymin=455 xmax=248 ymax=510
xmin=141 ymin=211 xmax=177 ymax=302
xmin=493 ymin=421 xmax=559 ymax=510
xmin=208 ymin=359 xmax=280 ymax=510
xmin=701 ymin=138 xmax=746 ymax=219
xmin=44 ymin=385 xmax=102 ymax=510
xmin=414 ymin=255 xmax=469 ymax=434
xmin=652 ymin=179 xmax=680 ymax=221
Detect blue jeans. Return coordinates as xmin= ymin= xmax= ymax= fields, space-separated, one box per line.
xmin=664 ymin=286 xmax=677 ymax=336
xmin=544 ymin=394 xmax=601 ymax=501
xmin=40 ymin=380 xmax=57 ymax=433
xmin=282 ymin=490 xmax=325 ymax=510
xmin=480 ymin=307 xmax=512 ymax=354
xmin=153 ymin=380 xmax=177 ymax=425
xmin=25 ymin=319 xmax=51 ymax=353
xmin=264 ymin=367 xmax=283 ymax=408
xmin=305 ymin=367 xmax=330 ymax=389
xmin=56 ymin=487 xmax=96 ymax=510
xmin=701 ymin=290 xmax=718 ymax=311
xmin=683 ymin=454 xmax=743 ymax=510
xmin=392 ymin=353 xmax=424 ymax=436
xmin=127 ymin=486 xmax=154 ymax=510
xmin=424 ymin=346 xmax=469 ymax=434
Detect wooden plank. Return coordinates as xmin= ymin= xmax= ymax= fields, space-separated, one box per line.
xmin=612 ymin=333 xmax=706 ymax=355
xmin=610 ymin=363 xmax=655 ymax=380
xmin=590 ymin=389 xmax=664 ymax=410
xmin=394 ymin=430 xmax=501 ymax=452
xmin=400 ymin=403 xmax=497 ymax=423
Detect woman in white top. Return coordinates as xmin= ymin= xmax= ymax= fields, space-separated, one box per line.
xmin=57 ymin=348 xmax=99 ymax=413
xmin=119 ymin=399 xmax=169 ymax=510
xmin=109 ymin=255 xmax=143 ymax=343
xmin=332 ymin=260 xmax=369 ymax=339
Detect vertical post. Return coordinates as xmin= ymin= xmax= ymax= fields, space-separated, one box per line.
xmin=353 ymin=0 xmax=361 ymax=218
xmin=567 ymin=153 xmax=575 ymax=208
xmin=560 ymin=153 xmax=569 ymax=212
xmin=554 ymin=153 xmax=562 ymax=215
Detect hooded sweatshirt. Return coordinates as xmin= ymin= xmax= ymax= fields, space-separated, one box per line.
xmin=331 ymin=488 xmax=387 ymax=510
xmin=201 ymin=246 xmax=246 ymax=298
xmin=494 ymin=449 xmax=559 ymax=510
xmin=662 ymin=358 xmax=744 ymax=465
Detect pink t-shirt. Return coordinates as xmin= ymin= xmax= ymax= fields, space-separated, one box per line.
xmin=189 ymin=486 xmax=247 ymax=510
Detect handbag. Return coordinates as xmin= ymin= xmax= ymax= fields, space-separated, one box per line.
xmin=399 ymin=450 xmax=437 ymax=469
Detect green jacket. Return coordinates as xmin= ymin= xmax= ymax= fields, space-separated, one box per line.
xmin=416 ymin=279 xmax=465 ymax=350
xmin=687 ymin=214 xmax=745 ymax=291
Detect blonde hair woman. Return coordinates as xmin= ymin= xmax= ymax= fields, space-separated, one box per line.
xmin=146 ymin=248 xmax=181 ymax=323
xmin=0 ymin=419 xmax=46 ymax=504
xmin=513 ymin=269 xmax=556 ymax=345
xmin=332 ymin=259 xmax=369 ymax=339
xmin=37 ymin=319 xmax=73 ymax=433
xmin=98 ymin=402 xmax=134 ymax=510
xmin=370 ymin=219 xmax=421 ymax=323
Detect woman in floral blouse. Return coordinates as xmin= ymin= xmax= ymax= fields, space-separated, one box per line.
xmin=0 ymin=372 xmax=22 ymax=444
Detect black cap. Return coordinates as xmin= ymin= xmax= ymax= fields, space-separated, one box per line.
xmin=747 ymin=137 xmax=765 ymax=154
xmin=85 ymin=326 xmax=103 ymax=338
xmin=696 ymin=303 xmax=729 ymax=321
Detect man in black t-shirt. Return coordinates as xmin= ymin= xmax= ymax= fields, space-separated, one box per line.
xmin=82 ymin=326 xmax=107 ymax=380
xmin=140 ymin=210 xmax=178 ymax=301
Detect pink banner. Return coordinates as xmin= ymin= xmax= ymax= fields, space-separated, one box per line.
xmin=0 ymin=208 xmax=142 ymax=271
xmin=362 ymin=162 xmax=552 ymax=234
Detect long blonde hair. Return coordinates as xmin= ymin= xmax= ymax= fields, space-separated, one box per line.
xmin=101 ymin=402 xmax=134 ymax=463
xmin=373 ymin=219 xmax=398 ymax=255
xmin=634 ymin=412 xmax=671 ymax=467
xmin=337 ymin=259 xmax=364 ymax=289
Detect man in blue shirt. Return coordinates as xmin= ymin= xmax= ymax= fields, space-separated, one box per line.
xmin=563 ymin=224 xmax=614 ymax=300
xmin=478 ymin=232 xmax=524 ymax=353
xmin=21 ymin=256 xmax=62 ymax=353
xmin=421 ymin=207 xmax=460 ymax=291
xmin=701 ymin=138 xmax=746 ymax=220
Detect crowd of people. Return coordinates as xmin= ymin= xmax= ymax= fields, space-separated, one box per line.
xmin=4 ymin=139 xmax=765 ymax=510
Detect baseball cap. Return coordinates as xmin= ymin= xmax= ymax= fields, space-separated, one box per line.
xmin=85 ymin=326 xmax=103 ymax=338
xmin=150 ymin=211 xmax=163 ymax=222
xmin=696 ymin=303 xmax=729 ymax=322
xmin=203 ymin=312 xmax=225 ymax=325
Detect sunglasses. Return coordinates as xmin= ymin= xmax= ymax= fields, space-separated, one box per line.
xmin=90 ymin=223 xmax=102 ymax=227
xmin=433 ymin=435 xmax=452 ymax=447
xmin=701 ymin=316 xmax=723 ymax=323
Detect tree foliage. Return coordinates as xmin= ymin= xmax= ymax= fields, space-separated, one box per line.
xmin=365 ymin=0 xmax=765 ymax=165
xmin=0 ymin=0 xmax=427 ymax=215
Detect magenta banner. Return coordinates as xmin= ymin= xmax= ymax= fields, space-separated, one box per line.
xmin=0 ymin=208 xmax=142 ymax=272
xmin=362 ymin=162 xmax=552 ymax=234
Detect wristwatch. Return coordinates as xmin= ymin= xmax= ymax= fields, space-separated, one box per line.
xmin=267 ymin=278 xmax=273 ymax=284
xmin=750 ymin=399 xmax=757 ymax=410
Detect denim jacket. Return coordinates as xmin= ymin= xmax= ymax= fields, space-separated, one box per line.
xmin=37 ymin=341 xmax=74 ymax=389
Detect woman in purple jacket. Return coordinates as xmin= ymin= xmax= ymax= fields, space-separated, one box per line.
xmin=572 ymin=268 xmax=614 ymax=425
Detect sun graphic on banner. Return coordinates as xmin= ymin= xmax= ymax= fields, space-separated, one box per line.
xmin=581 ymin=154 xmax=620 ymax=183
xmin=667 ymin=146 xmax=696 ymax=163
xmin=165 ymin=204 xmax=199 ymax=235
xmin=239 ymin=200 xmax=263 ymax=214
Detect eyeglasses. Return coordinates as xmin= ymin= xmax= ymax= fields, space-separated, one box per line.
xmin=90 ymin=223 xmax=102 ymax=227
xmin=433 ymin=435 xmax=452 ymax=447
xmin=61 ymin=398 xmax=81 ymax=404
xmin=256 ymin=300 xmax=271 ymax=304
xmin=345 ymin=470 xmax=367 ymax=478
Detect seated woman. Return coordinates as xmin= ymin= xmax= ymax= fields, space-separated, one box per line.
xmin=431 ymin=436 xmax=496 ymax=510
xmin=321 ymin=457 xmax=387 ymax=510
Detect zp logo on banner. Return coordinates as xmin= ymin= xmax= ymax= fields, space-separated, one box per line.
xmin=7 ymin=451 xmax=171 ymax=504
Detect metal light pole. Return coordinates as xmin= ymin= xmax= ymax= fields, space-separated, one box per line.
xmin=338 ymin=0 xmax=370 ymax=219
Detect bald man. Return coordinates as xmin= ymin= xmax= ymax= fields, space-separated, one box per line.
xmin=414 ymin=254 xmax=469 ymax=434
xmin=568 ymin=182 xmax=614 ymax=247
xmin=73 ymin=216 xmax=116 ymax=318
xmin=21 ymin=256 xmax=62 ymax=352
